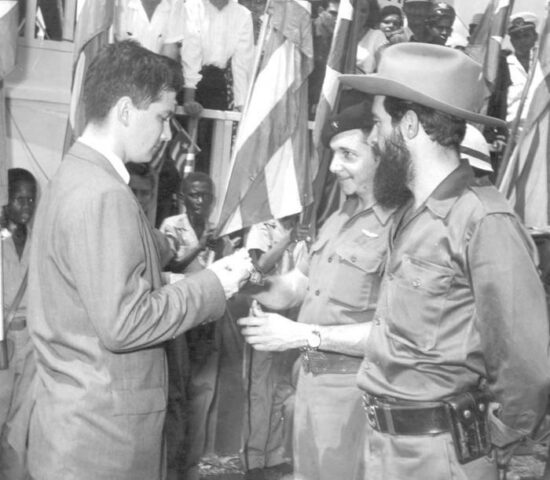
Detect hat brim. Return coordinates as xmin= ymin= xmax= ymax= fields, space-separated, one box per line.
xmin=340 ymin=74 xmax=507 ymax=128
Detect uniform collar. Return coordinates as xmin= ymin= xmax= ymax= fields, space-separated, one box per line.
xmin=344 ymin=195 xmax=395 ymax=225
xmin=424 ymin=160 xmax=475 ymax=219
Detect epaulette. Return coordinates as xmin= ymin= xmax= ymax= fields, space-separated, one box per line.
xmin=469 ymin=184 xmax=514 ymax=215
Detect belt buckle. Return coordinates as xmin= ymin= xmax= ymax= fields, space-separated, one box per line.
xmin=363 ymin=395 xmax=381 ymax=431
xmin=366 ymin=405 xmax=381 ymax=431
xmin=301 ymin=351 xmax=311 ymax=374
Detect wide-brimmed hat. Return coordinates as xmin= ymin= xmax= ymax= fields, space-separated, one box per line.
xmin=340 ymin=42 xmax=506 ymax=128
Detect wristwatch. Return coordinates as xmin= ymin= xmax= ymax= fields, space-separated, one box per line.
xmin=306 ymin=327 xmax=321 ymax=350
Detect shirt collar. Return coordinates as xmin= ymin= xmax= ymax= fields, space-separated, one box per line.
xmin=424 ymin=160 xmax=475 ymax=219
xmin=344 ymin=195 xmax=396 ymax=225
xmin=78 ymin=135 xmax=130 ymax=184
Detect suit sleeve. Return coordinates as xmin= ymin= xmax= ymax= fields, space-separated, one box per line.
xmin=67 ymin=189 xmax=226 ymax=352
xmin=468 ymin=213 xmax=550 ymax=447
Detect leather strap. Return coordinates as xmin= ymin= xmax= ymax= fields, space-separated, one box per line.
xmin=363 ymin=394 xmax=451 ymax=435
xmin=301 ymin=351 xmax=362 ymax=375
xmin=5 ymin=269 xmax=28 ymax=333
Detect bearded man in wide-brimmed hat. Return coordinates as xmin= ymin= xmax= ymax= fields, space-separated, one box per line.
xmin=341 ymin=43 xmax=550 ymax=480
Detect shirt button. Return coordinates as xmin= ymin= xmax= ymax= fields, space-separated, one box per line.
xmin=315 ymin=289 xmax=320 ymax=296
xmin=351 ymin=255 xmax=357 ymax=263
xmin=412 ymin=279 xmax=421 ymax=288
xmin=375 ymin=317 xmax=381 ymax=326
xmin=363 ymin=362 xmax=370 ymax=370
xmin=328 ymin=256 xmax=333 ymax=263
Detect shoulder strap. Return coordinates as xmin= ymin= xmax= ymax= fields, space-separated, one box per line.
xmin=5 ymin=269 xmax=28 ymax=327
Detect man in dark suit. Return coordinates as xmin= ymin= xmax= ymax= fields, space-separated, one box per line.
xmin=26 ymin=40 xmax=252 ymax=480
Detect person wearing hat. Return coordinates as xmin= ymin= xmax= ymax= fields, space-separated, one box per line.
xmin=424 ymin=2 xmax=455 ymax=45
xmin=341 ymin=42 xmax=550 ymax=479
xmin=238 ymin=101 xmax=397 ymax=480
xmin=506 ymin=12 xmax=541 ymax=131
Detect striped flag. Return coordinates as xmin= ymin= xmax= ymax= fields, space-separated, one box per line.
xmin=216 ymin=0 xmax=313 ymax=235
xmin=497 ymin=11 xmax=550 ymax=229
xmin=64 ymin=0 xmax=114 ymax=152
xmin=465 ymin=0 xmax=514 ymax=96
xmin=307 ymin=0 xmax=372 ymax=229
xmin=0 ymin=1 xmax=18 ymax=206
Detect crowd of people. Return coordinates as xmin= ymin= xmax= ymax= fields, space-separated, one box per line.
xmin=2 ymin=1 xmax=550 ymax=480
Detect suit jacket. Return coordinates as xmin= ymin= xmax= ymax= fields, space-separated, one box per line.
xmin=27 ymin=142 xmax=226 ymax=480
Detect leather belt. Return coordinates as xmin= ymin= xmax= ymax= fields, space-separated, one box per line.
xmin=301 ymin=351 xmax=362 ymax=375
xmin=8 ymin=317 xmax=27 ymax=331
xmin=362 ymin=394 xmax=451 ymax=435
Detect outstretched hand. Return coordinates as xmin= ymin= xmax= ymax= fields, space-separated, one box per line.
xmin=238 ymin=301 xmax=309 ymax=351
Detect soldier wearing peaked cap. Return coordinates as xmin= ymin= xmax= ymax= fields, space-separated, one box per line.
xmin=238 ymin=101 xmax=397 ymax=480
xmin=341 ymin=42 xmax=550 ymax=480
xmin=424 ymin=2 xmax=455 ymax=45
xmin=506 ymin=11 xmax=541 ymax=134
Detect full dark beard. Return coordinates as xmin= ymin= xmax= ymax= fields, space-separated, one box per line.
xmin=373 ymin=129 xmax=413 ymax=209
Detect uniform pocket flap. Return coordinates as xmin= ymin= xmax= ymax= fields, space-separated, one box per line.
xmin=113 ymin=387 xmax=166 ymax=416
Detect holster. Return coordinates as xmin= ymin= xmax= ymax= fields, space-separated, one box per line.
xmin=445 ymin=391 xmax=492 ymax=464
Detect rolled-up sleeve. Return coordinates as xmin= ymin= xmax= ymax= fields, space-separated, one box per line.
xmin=180 ymin=0 xmax=204 ymax=88
xmin=468 ymin=213 xmax=550 ymax=447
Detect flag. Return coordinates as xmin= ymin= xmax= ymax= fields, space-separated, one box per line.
xmin=497 ymin=11 xmax=550 ymax=229
xmin=0 ymin=1 xmax=18 ymax=206
xmin=64 ymin=0 xmax=114 ymax=152
xmin=168 ymin=117 xmax=200 ymax=178
xmin=216 ymin=0 xmax=314 ymax=235
xmin=306 ymin=0 xmax=372 ymax=230
xmin=465 ymin=0 xmax=514 ymax=97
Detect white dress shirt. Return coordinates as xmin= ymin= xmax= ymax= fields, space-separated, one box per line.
xmin=113 ymin=0 xmax=184 ymax=54
xmin=180 ymin=0 xmax=255 ymax=107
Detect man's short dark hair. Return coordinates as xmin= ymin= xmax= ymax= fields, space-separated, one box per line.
xmin=8 ymin=168 xmax=37 ymax=197
xmin=83 ymin=40 xmax=184 ymax=125
xmin=182 ymin=172 xmax=214 ymax=194
xmin=383 ymin=96 xmax=466 ymax=150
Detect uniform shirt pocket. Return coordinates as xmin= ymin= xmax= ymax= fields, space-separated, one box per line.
xmin=386 ymin=255 xmax=454 ymax=351
xmin=327 ymin=240 xmax=384 ymax=311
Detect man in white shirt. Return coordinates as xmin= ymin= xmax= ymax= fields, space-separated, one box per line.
xmin=113 ymin=0 xmax=184 ymax=54
xmin=180 ymin=0 xmax=255 ymax=112
xmin=505 ymin=12 xmax=542 ymax=137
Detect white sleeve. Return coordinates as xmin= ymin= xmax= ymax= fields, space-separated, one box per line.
xmin=164 ymin=0 xmax=186 ymax=44
xmin=231 ymin=8 xmax=255 ymax=107
xmin=180 ymin=0 xmax=205 ymax=88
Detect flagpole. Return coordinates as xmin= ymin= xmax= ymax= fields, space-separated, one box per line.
xmin=497 ymin=41 xmax=540 ymax=185
xmin=0 ymin=83 xmax=7 ymax=370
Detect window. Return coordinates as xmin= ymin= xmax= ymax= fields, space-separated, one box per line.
xmin=19 ymin=0 xmax=76 ymax=50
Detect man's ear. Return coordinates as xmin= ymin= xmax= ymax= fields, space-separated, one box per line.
xmin=115 ymin=96 xmax=133 ymax=127
xmin=400 ymin=109 xmax=420 ymax=140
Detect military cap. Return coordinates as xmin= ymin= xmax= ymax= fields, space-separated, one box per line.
xmin=508 ymin=12 xmax=538 ymax=36
xmin=321 ymin=101 xmax=374 ymax=147
xmin=426 ymin=2 xmax=456 ymax=24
